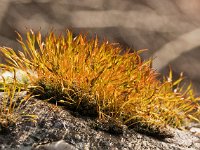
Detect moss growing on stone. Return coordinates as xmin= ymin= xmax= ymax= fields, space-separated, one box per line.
xmin=0 ymin=30 xmax=199 ymax=137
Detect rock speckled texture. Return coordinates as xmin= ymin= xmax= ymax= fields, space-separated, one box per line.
xmin=0 ymin=93 xmax=199 ymax=150
xmin=0 ymin=0 xmax=200 ymax=95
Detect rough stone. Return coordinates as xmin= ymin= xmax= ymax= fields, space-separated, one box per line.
xmin=0 ymin=94 xmax=199 ymax=150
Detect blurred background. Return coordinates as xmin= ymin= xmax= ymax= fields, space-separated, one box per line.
xmin=0 ymin=0 xmax=200 ymax=95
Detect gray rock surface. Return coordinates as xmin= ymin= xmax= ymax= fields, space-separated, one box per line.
xmin=0 ymin=1 xmax=200 ymax=95
xmin=34 ymin=140 xmax=77 ymax=150
xmin=0 ymin=94 xmax=199 ymax=150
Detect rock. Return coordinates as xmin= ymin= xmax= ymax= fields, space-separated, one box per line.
xmin=185 ymin=123 xmax=200 ymax=138
xmin=0 ymin=69 xmax=37 ymax=85
xmin=33 ymin=140 xmax=77 ymax=150
xmin=0 ymin=97 xmax=199 ymax=150
xmin=0 ymin=0 xmax=200 ymax=95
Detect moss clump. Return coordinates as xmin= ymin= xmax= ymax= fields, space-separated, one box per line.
xmin=0 ymin=30 xmax=199 ymax=137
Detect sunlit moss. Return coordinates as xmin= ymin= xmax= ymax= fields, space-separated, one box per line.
xmin=0 ymin=70 xmax=35 ymax=133
xmin=0 ymin=30 xmax=199 ymax=137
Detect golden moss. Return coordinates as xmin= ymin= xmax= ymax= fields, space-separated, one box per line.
xmin=0 ymin=30 xmax=199 ymax=137
xmin=0 ymin=69 xmax=35 ymax=133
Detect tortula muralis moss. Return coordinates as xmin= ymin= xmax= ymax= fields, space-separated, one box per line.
xmin=0 ymin=30 xmax=199 ymax=138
